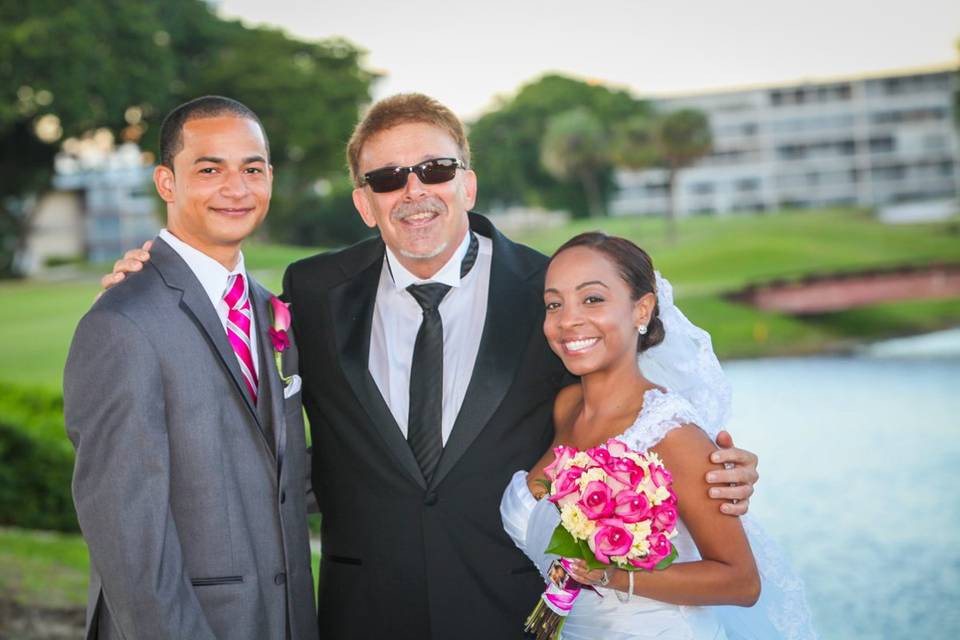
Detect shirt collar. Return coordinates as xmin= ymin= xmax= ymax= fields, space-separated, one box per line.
xmin=159 ymin=228 xmax=248 ymax=308
xmin=384 ymin=229 xmax=471 ymax=291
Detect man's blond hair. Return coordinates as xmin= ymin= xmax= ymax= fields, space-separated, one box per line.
xmin=346 ymin=93 xmax=471 ymax=186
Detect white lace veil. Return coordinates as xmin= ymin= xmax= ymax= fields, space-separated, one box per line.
xmin=639 ymin=273 xmax=819 ymax=640
xmin=638 ymin=273 xmax=732 ymax=437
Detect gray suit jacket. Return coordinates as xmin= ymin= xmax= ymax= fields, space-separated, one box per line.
xmin=64 ymin=238 xmax=317 ymax=640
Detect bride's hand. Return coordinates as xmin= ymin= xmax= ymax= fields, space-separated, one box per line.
xmin=707 ymin=430 xmax=759 ymax=516
xmin=566 ymin=560 xmax=613 ymax=587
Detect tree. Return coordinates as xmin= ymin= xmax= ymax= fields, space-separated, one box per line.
xmin=178 ymin=24 xmax=375 ymax=246
xmin=613 ymin=109 xmax=712 ymax=242
xmin=0 ymin=0 xmax=375 ymax=277
xmin=469 ymin=74 xmax=650 ymax=217
xmin=540 ymin=108 xmax=610 ymax=218
xmin=654 ymin=110 xmax=712 ymax=242
xmin=0 ymin=1 xmax=176 ymax=276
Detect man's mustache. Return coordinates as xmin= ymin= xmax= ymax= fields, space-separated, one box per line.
xmin=391 ymin=197 xmax=446 ymax=221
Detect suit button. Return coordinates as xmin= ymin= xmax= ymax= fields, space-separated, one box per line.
xmin=280 ymin=490 xmax=287 ymax=504
xmin=274 ymin=572 xmax=286 ymax=586
xmin=423 ymin=491 xmax=438 ymax=506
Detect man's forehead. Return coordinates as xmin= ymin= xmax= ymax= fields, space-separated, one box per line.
xmin=178 ymin=116 xmax=268 ymax=159
xmin=181 ymin=116 xmax=265 ymax=144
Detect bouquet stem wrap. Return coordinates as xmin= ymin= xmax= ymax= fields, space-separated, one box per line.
xmin=524 ymin=559 xmax=582 ymax=640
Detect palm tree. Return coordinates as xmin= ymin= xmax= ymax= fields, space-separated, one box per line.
xmin=653 ymin=109 xmax=712 ymax=242
xmin=613 ymin=109 xmax=712 ymax=242
xmin=540 ymin=108 xmax=610 ymax=218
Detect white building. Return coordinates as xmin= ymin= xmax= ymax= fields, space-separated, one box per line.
xmin=20 ymin=141 xmax=158 ymax=274
xmin=610 ymin=65 xmax=960 ymax=217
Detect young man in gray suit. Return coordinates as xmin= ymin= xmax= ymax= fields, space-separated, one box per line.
xmin=64 ymin=96 xmax=316 ymax=640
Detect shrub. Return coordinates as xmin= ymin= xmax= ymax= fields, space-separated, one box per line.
xmin=0 ymin=383 xmax=78 ymax=532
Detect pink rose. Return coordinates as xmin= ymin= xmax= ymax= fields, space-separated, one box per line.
xmin=648 ymin=532 xmax=672 ymax=559
xmin=613 ymin=489 xmax=651 ymax=523
xmin=651 ymin=503 xmax=678 ymax=532
xmin=605 ymin=438 xmax=629 ymax=457
xmin=543 ymin=445 xmax=577 ymax=482
xmin=630 ymin=554 xmax=659 ymax=570
xmin=604 ymin=456 xmax=645 ymax=489
xmin=548 ymin=466 xmax=585 ymax=503
xmin=587 ymin=446 xmax=613 ymax=467
xmin=578 ymin=481 xmax=615 ymax=520
xmin=629 ymin=533 xmax=674 ymax=570
xmin=649 ymin=463 xmax=673 ymax=488
xmin=588 ymin=519 xmax=634 ymax=564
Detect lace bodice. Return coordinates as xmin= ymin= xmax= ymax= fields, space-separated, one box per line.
xmin=618 ymin=388 xmax=704 ymax=452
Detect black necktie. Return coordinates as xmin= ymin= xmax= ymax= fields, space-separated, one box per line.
xmin=406 ymin=233 xmax=479 ymax=482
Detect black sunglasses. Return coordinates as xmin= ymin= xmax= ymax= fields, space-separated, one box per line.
xmin=360 ymin=157 xmax=465 ymax=193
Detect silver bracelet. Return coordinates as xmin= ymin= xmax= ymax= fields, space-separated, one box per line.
xmin=615 ymin=570 xmax=634 ymax=603
xmin=615 ymin=570 xmax=633 ymax=603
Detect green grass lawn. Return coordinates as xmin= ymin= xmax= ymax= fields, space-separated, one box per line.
xmin=0 ymin=528 xmax=89 ymax=608
xmin=0 ymin=527 xmax=322 ymax=610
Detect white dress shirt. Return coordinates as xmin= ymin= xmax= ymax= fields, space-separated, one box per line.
xmin=159 ymin=229 xmax=259 ymax=377
xmin=369 ymin=230 xmax=492 ymax=445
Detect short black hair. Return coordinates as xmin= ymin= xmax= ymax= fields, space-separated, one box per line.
xmin=158 ymin=95 xmax=270 ymax=169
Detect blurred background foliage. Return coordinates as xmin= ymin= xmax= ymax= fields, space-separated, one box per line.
xmin=0 ymin=0 xmax=377 ymax=277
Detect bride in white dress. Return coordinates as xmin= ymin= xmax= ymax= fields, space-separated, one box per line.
xmin=500 ymin=233 xmax=817 ymax=640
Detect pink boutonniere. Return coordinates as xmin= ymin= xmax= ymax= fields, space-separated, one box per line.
xmin=268 ymin=295 xmax=293 ymax=382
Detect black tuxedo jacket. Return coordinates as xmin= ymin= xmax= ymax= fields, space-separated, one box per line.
xmin=282 ymin=213 xmax=570 ymax=639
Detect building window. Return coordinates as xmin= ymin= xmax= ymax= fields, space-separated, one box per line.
xmin=869 ymin=137 xmax=895 ymax=152
xmin=690 ymin=182 xmax=714 ymax=195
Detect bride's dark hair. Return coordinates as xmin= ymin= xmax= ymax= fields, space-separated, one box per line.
xmin=549 ymin=232 xmax=665 ymax=353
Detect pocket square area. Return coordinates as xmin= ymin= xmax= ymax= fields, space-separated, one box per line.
xmin=283 ymin=374 xmax=302 ymax=399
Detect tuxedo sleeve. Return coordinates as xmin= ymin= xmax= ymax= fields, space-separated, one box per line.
xmin=64 ymin=308 xmax=217 ymax=640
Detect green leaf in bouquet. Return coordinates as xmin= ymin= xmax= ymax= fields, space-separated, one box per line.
xmin=545 ymin=525 xmax=582 ymax=558
xmin=654 ymin=544 xmax=679 ymax=570
xmin=577 ymin=539 xmax=608 ymax=570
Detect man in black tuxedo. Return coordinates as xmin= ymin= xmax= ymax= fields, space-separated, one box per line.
xmin=105 ymin=93 xmax=759 ymax=639
xmin=281 ymin=94 xmax=759 ymax=639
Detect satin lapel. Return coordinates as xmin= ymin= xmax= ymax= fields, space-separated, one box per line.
xmin=150 ymin=238 xmax=261 ymax=425
xmin=250 ymin=279 xmax=284 ymax=463
xmin=430 ymin=225 xmax=540 ymax=488
xmin=330 ymin=250 xmax=428 ymax=490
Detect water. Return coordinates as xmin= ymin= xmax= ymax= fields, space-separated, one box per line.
xmin=724 ymin=330 xmax=960 ymax=639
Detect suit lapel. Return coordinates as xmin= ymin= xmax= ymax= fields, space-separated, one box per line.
xmin=250 ymin=279 xmax=284 ymax=461
xmin=330 ymin=243 xmax=428 ymax=490
xmin=430 ymin=216 xmax=541 ymax=487
xmin=150 ymin=238 xmax=264 ymax=431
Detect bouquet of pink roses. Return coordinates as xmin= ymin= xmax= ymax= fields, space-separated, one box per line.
xmin=525 ymin=438 xmax=679 ymax=640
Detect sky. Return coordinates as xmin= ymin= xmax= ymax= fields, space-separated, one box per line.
xmin=217 ymin=0 xmax=960 ymax=118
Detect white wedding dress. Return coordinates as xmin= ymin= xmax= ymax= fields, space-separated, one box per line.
xmin=500 ymin=388 xmax=819 ymax=640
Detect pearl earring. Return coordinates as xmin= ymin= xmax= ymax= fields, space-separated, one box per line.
xmin=637 ymin=324 xmax=648 ymax=335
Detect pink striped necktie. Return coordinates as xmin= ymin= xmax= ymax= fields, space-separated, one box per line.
xmin=223 ymin=273 xmax=258 ymax=405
